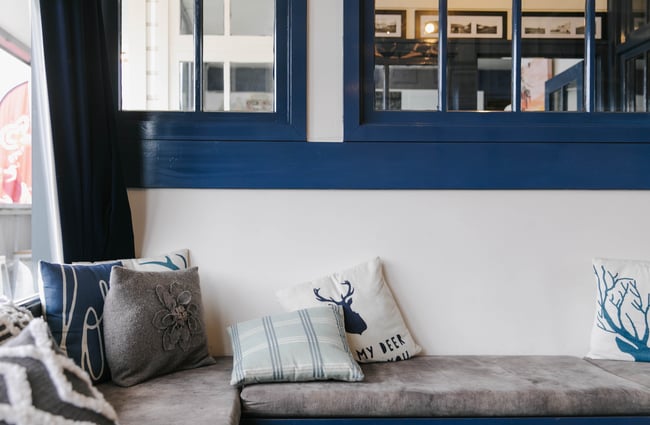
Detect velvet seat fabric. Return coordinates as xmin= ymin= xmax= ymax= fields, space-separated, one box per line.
xmin=586 ymin=358 xmax=650 ymax=389
xmin=98 ymin=357 xmax=240 ymax=425
xmin=240 ymin=356 xmax=650 ymax=418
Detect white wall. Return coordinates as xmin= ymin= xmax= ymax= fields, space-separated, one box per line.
xmin=127 ymin=0 xmax=650 ymax=357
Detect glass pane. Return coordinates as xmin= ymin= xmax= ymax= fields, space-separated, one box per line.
xmin=374 ymin=6 xmax=439 ymax=111
xmin=180 ymin=0 xmax=193 ymax=35
xmin=604 ymin=0 xmax=650 ymax=112
xmin=203 ymin=62 xmax=224 ymax=111
xmin=625 ymin=55 xmax=647 ymax=112
xmin=204 ymin=0 xmax=275 ymax=112
xmin=122 ymin=0 xmax=193 ymax=111
xmin=231 ymin=0 xmax=274 ymax=36
xmin=477 ymin=58 xmax=512 ymax=111
xmin=181 ymin=0 xmax=223 ymax=35
xmin=446 ymin=8 xmax=510 ymax=112
xmin=123 ymin=0 xmax=276 ymax=112
xmin=373 ymin=2 xmax=511 ymax=112
xmin=230 ymin=63 xmax=273 ymax=112
xmin=519 ymin=0 xmax=586 ymax=112
xmin=0 ymin=2 xmax=33 ymax=300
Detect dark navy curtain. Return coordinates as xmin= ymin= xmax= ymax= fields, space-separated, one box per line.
xmin=39 ymin=0 xmax=135 ymax=263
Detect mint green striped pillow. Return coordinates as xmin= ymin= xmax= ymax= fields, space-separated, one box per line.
xmin=228 ymin=305 xmax=364 ymax=385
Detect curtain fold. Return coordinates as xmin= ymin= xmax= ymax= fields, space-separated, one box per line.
xmin=39 ymin=0 xmax=135 ymax=263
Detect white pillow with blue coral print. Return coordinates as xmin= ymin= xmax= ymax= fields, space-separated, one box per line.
xmin=588 ymin=257 xmax=650 ymax=362
xmin=75 ymin=248 xmax=190 ymax=271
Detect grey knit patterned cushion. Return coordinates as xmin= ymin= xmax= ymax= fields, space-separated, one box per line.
xmin=0 ymin=318 xmax=118 ymax=424
xmin=0 ymin=296 xmax=33 ymax=345
xmin=103 ymin=266 xmax=215 ymax=387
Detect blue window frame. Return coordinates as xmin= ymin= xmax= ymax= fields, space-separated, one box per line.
xmin=119 ymin=0 xmax=650 ymax=189
xmin=117 ymin=0 xmax=306 ymax=141
xmin=345 ymin=0 xmax=650 ymax=143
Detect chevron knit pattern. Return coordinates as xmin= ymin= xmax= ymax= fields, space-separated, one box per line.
xmin=0 ymin=318 xmax=118 ymax=425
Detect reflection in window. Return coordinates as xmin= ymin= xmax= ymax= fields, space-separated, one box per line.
xmin=373 ymin=1 xmax=650 ymax=113
xmin=180 ymin=0 xmax=224 ymax=35
xmin=231 ymin=0 xmax=274 ymax=35
xmin=0 ymin=7 xmax=33 ymax=300
xmin=203 ymin=62 xmax=224 ymax=111
xmin=121 ymin=0 xmax=275 ymax=112
xmin=230 ymin=63 xmax=273 ymax=112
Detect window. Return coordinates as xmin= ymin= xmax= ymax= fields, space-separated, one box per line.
xmin=345 ymin=0 xmax=650 ymax=143
xmin=0 ymin=2 xmax=34 ymax=300
xmin=116 ymin=0 xmax=650 ymax=189
xmin=118 ymin=0 xmax=306 ymax=140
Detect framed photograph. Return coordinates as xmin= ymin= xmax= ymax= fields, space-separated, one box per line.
xmin=415 ymin=11 xmax=506 ymax=39
xmin=522 ymin=13 xmax=606 ymax=39
xmin=375 ymin=10 xmax=406 ymax=39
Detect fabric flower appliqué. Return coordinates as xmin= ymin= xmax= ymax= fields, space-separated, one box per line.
xmin=152 ymin=282 xmax=202 ymax=351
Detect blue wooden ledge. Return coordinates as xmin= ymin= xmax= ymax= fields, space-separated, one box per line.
xmin=119 ymin=139 xmax=650 ymax=190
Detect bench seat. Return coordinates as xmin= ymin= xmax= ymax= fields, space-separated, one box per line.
xmin=240 ymin=356 xmax=650 ymax=418
xmin=98 ymin=357 xmax=240 ymax=425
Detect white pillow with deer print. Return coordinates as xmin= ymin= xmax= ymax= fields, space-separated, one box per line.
xmin=588 ymin=257 xmax=650 ymax=362
xmin=276 ymin=257 xmax=421 ymax=363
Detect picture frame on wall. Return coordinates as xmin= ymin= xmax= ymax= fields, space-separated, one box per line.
xmin=415 ymin=11 xmax=506 ymax=39
xmin=375 ymin=10 xmax=406 ymax=38
xmin=522 ymin=13 xmax=606 ymax=39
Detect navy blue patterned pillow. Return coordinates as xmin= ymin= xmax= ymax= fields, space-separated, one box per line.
xmin=39 ymin=261 xmax=121 ymax=383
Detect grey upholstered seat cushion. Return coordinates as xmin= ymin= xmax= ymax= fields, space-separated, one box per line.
xmin=97 ymin=357 xmax=240 ymax=425
xmin=585 ymin=357 xmax=650 ymax=389
xmin=241 ymin=355 xmax=650 ymax=417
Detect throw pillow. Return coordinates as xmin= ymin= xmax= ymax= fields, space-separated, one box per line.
xmin=103 ymin=266 xmax=215 ymax=387
xmin=276 ymin=257 xmax=421 ymax=363
xmin=39 ymin=261 xmax=121 ymax=383
xmin=228 ymin=305 xmax=364 ymax=386
xmin=0 ymin=296 xmax=33 ymax=345
xmin=0 ymin=318 xmax=118 ymax=424
xmin=75 ymin=248 xmax=191 ymax=271
xmin=588 ymin=257 xmax=650 ymax=362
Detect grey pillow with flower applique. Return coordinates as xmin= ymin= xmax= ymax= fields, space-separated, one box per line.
xmin=103 ymin=266 xmax=215 ymax=387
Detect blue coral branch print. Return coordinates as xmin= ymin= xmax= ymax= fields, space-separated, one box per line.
xmin=594 ymin=265 xmax=650 ymax=361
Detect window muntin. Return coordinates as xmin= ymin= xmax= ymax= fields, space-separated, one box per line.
xmin=121 ymin=0 xmax=275 ymax=113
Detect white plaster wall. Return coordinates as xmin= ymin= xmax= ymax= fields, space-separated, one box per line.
xmin=127 ymin=0 xmax=650 ymax=356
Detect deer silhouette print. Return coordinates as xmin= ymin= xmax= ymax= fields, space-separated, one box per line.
xmin=314 ymin=281 xmax=367 ymax=335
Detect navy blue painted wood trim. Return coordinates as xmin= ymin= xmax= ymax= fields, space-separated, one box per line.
xmin=239 ymin=417 xmax=650 ymax=425
xmin=119 ymin=139 xmax=650 ymax=189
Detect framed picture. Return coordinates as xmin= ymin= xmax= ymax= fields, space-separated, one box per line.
xmin=415 ymin=11 xmax=506 ymax=39
xmin=522 ymin=13 xmax=606 ymax=39
xmin=375 ymin=10 xmax=406 ymax=39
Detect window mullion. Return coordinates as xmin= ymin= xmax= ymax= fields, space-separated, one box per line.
xmin=511 ymin=0 xmax=522 ymax=112
xmin=438 ymin=0 xmax=448 ymax=112
xmin=585 ymin=0 xmax=597 ymax=112
xmin=194 ymin=0 xmax=203 ymax=111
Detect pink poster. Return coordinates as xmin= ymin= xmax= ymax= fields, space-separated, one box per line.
xmin=0 ymin=81 xmax=31 ymax=204
xmin=521 ymin=58 xmax=553 ymax=111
